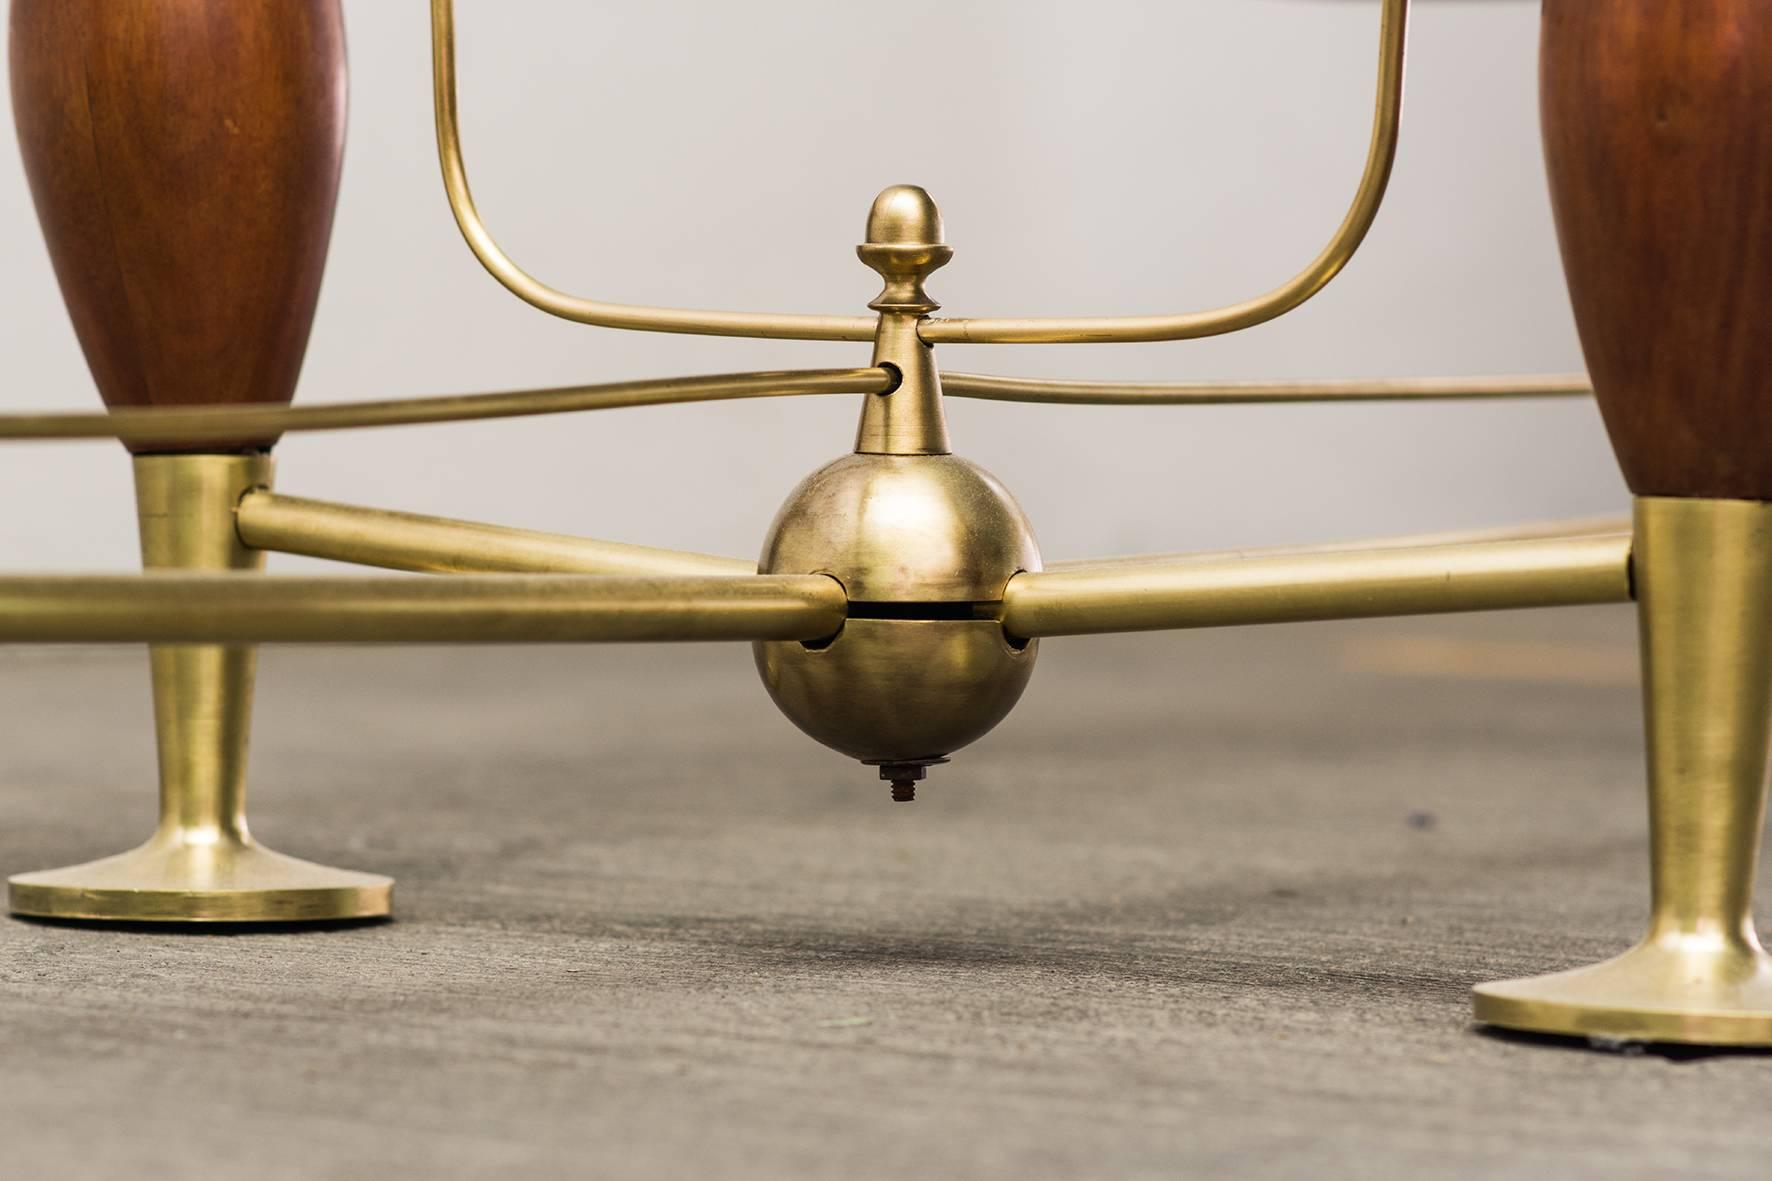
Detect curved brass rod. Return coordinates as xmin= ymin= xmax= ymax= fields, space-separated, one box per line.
xmin=1003 ymin=531 xmax=1631 ymax=639
xmin=237 ymin=491 xmax=756 ymax=577
xmin=432 ymin=0 xmax=875 ymax=342
xmin=0 ymin=572 xmax=846 ymax=645
xmin=0 ymin=367 xmax=893 ymax=444
xmin=920 ymin=0 xmax=1409 ymax=345
xmin=944 ymin=372 xmax=1592 ymax=405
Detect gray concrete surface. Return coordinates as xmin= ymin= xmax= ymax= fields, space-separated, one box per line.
xmin=2 ymin=606 xmax=1768 ymax=1178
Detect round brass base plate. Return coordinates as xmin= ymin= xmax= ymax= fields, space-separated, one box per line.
xmin=1473 ymin=941 xmax=1772 ymax=1046
xmin=8 ymin=839 xmax=392 ymax=923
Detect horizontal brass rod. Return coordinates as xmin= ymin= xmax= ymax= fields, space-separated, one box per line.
xmin=943 ymin=372 xmax=1593 ymax=405
xmin=920 ymin=0 xmax=1408 ymax=344
xmin=431 ymin=0 xmax=875 ymax=342
xmin=1003 ymin=532 xmax=1632 ymax=638
xmin=0 ymin=368 xmax=893 ymax=444
xmin=0 ymin=573 xmax=845 ymax=645
xmin=0 ymin=367 xmax=1580 ymax=444
xmin=237 ymin=492 xmax=756 ymax=577
xmin=1049 ymin=515 xmax=1630 ymax=572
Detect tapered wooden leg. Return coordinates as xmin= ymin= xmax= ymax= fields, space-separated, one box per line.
xmin=7 ymin=1 xmax=389 ymax=921
xmin=1473 ymin=1 xmax=1772 ymax=1043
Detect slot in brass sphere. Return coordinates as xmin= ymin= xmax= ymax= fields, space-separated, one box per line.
xmin=753 ymin=452 xmax=1041 ymax=777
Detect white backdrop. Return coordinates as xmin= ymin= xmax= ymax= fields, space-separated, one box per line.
xmin=0 ymin=0 xmax=1620 ymax=572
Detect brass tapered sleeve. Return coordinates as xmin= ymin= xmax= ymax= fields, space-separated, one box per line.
xmin=1632 ymin=499 xmax=1772 ymax=943
xmin=0 ymin=573 xmax=846 ymax=644
xmin=133 ymin=455 xmax=268 ymax=844
xmin=237 ymin=492 xmax=755 ymax=577
xmin=1471 ymin=499 xmax=1772 ymax=1044
xmin=1001 ymin=533 xmax=1631 ymax=638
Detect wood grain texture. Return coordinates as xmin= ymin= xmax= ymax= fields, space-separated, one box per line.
xmin=1541 ymin=2 xmax=1772 ymax=500
xmin=9 ymin=0 xmax=345 ymax=453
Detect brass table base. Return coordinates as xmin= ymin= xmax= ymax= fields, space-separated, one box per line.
xmin=8 ymin=834 xmax=392 ymax=924
xmin=1473 ymin=939 xmax=1772 ymax=1046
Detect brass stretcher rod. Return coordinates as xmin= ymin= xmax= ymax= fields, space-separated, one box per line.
xmin=235 ymin=489 xmax=1624 ymax=584
xmin=0 ymin=368 xmax=894 ymax=445
xmin=235 ymin=492 xmax=755 ymax=577
xmin=1047 ymin=515 xmax=1630 ymax=572
xmin=1001 ymin=532 xmax=1632 ymax=638
xmin=0 ymin=573 xmax=847 ymax=645
xmin=0 ymin=531 xmax=1631 ymax=645
xmin=0 ymin=372 xmax=1591 ymax=443
xmin=940 ymin=372 xmax=1591 ymax=405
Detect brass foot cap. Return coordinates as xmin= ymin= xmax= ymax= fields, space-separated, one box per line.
xmin=8 ymin=839 xmax=392 ymax=923
xmin=1473 ymin=940 xmax=1772 ymax=1046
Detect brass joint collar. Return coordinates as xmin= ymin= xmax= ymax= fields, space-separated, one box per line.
xmin=857 ymin=242 xmax=953 ymax=314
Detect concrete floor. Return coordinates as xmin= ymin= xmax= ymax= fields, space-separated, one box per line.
xmin=2 ymin=606 xmax=1768 ymax=1178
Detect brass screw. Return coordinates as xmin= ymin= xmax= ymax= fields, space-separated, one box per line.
xmin=870 ymin=758 xmax=948 ymax=805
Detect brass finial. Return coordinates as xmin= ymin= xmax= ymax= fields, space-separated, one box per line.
xmin=865 ymin=185 xmax=943 ymax=246
xmin=858 ymin=185 xmax=953 ymax=313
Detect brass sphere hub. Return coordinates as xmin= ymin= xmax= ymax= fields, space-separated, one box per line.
xmin=756 ymin=184 xmax=1038 ymax=800
xmin=753 ymin=452 xmax=1042 ymax=778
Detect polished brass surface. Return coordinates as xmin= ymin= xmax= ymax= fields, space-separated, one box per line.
xmin=1001 ymin=532 xmax=1630 ymax=638
xmin=8 ymin=455 xmax=392 ymax=923
xmin=855 ymin=187 xmax=952 ymax=456
xmin=0 ymin=572 xmax=846 ymax=645
xmin=755 ymin=619 xmax=1035 ymax=765
xmin=430 ymin=0 xmax=874 ymax=342
xmin=1048 ymin=515 xmax=1630 ymax=572
xmin=942 ymin=372 xmax=1592 ymax=405
xmin=758 ymin=453 xmax=1041 ymax=604
xmin=0 ymin=368 xmax=894 ymax=443
xmin=858 ymin=313 xmax=950 ymax=456
xmin=858 ymin=186 xmax=952 ymax=313
xmin=8 ymin=847 xmax=390 ymax=924
xmin=918 ymin=0 xmax=1408 ymax=345
xmin=237 ymin=492 xmax=753 ymax=576
xmin=755 ymin=450 xmax=1041 ymax=774
xmin=1473 ymin=498 xmax=1772 ymax=1045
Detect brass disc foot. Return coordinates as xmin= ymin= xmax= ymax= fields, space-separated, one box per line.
xmin=1474 ymin=938 xmax=1772 ymax=1046
xmin=8 ymin=835 xmax=392 ymax=923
